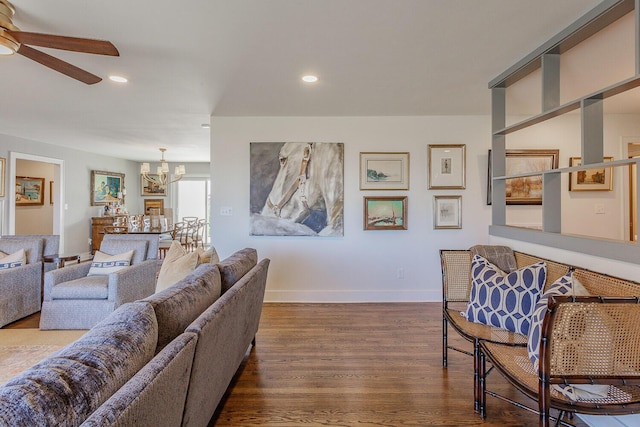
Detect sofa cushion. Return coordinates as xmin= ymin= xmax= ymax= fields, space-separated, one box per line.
xmin=156 ymin=241 xmax=199 ymax=292
xmin=51 ymin=275 xmax=109 ymax=300
xmin=465 ymin=255 xmax=546 ymax=335
xmin=0 ymin=249 xmax=26 ymax=269
xmin=100 ymin=240 xmax=148 ymax=265
xmin=0 ymin=302 xmax=158 ymax=427
xmin=143 ymin=263 xmax=221 ymax=352
xmin=88 ymin=250 xmax=134 ymax=276
xmin=0 ymin=237 xmax=43 ymax=265
xmin=217 ymin=248 xmax=257 ymax=294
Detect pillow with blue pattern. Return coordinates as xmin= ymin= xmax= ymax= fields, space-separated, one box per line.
xmin=465 ymin=255 xmax=546 ymax=335
xmin=0 ymin=249 xmax=26 ymax=270
xmin=88 ymin=250 xmax=134 ymax=276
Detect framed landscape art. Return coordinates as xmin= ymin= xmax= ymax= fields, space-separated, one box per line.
xmin=569 ymin=157 xmax=613 ymax=191
xmin=488 ymin=149 xmax=559 ymax=205
xmin=16 ymin=176 xmax=45 ymax=206
xmin=363 ymin=196 xmax=407 ymax=231
xmin=141 ymin=175 xmax=167 ymax=196
xmin=359 ymin=152 xmax=409 ymax=190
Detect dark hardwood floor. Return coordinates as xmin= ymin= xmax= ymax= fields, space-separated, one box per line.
xmin=6 ymin=303 xmax=588 ymax=426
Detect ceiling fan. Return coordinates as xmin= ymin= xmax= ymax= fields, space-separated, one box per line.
xmin=0 ymin=0 xmax=119 ymax=84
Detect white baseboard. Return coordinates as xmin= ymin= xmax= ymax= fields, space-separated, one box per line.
xmin=264 ymin=289 xmax=442 ymax=303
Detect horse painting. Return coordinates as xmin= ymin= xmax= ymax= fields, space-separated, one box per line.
xmin=250 ymin=142 xmax=344 ymax=236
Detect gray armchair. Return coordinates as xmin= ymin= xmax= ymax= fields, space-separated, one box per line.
xmin=0 ymin=235 xmax=59 ymax=328
xmin=39 ymin=234 xmax=158 ymax=330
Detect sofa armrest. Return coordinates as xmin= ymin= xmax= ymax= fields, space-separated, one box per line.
xmin=43 ymin=262 xmax=92 ymax=301
xmin=108 ymin=259 xmax=157 ymax=305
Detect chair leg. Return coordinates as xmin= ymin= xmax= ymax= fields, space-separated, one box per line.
xmin=479 ymin=351 xmax=486 ymax=419
xmin=474 ymin=338 xmax=480 ymax=413
xmin=443 ymin=314 xmax=448 ymax=368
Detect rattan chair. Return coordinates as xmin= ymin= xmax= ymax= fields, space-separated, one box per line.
xmin=480 ymin=296 xmax=640 ymax=427
xmin=441 ymin=248 xmax=571 ymax=412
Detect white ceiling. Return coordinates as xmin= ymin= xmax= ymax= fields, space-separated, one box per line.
xmin=0 ymin=0 xmax=605 ymax=162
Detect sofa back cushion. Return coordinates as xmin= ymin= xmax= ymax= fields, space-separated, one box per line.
xmin=0 ymin=302 xmax=158 ymax=427
xmin=0 ymin=237 xmax=43 ymax=264
xmin=217 ymin=248 xmax=257 ymax=294
xmin=142 ymin=263 xmax=222 ymax=353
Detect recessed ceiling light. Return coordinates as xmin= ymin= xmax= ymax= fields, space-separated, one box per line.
xmin=302 ymin=75 xmax=318 ymax=83
xmin=201 ymin=123 xmax=210 ymax=129
xmin=109 ymin=75 xmax=128 ymax=83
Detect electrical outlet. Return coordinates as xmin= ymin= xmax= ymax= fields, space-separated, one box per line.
xmin=397 ymin=267 xmax=404 ymax=279
xmin=595 ymin=203 xmax=605 ymax=214
xmin=220 ymin=206 xmax=233 ymax=216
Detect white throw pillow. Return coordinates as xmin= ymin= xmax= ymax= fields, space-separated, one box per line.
xmin=88 ymin=250 xmax=134 ymax=276
xmin=0 ymin=249 xmax=26 ymax=269
xmin=156 ymin=241 xmax=199 ymax=292
xmin=197 ymin=245 xmax=220 ymax=264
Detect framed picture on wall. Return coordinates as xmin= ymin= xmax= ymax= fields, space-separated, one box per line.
xmin=91 ymin=170 xmax=125 ymax=206
xmin=144 ymin=198 xmax=164 ymax=215
xmin=141 ymin=175 xmax=167 ymax=196
xmin=504 ymin=149 xmax=559 ymax=205
xmin=363 ymin=196 xmax=407 ymax=230
xmin=359 ymin=152 xmax=410 ymax=190
xmin=428 ymin=144 xmax=466 ymax=189
xmin=569 ymin=157 xmax=613 ymax=191
xmin=433 ymin=195 xmax=462 ymax=229
xmin=16 ymin=176 xmax=45 ymax=206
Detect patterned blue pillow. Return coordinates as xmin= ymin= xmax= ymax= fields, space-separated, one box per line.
xmin=527 ymin=273 xmax=572 ymax=370
xmin=527 ymin=274 xmax=591 ymax=370
xmin=465 ymin=255 xmax=546 ymax=335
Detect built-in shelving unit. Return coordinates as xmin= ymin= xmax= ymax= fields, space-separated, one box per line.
xmin=489 ymin=0 xmax=640 ymax=264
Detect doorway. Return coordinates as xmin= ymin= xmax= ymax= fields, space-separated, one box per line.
xmin=176 ymin=178 xmax=211 ymax=245
xmin=8 ymin=152 xmax=65 ymax=250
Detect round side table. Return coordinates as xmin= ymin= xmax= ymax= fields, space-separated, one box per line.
xmin=43 ymin=253 xmax=81 ymax=269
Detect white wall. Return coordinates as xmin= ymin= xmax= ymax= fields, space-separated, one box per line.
xmin=210 ymin=116 xmax=493 ymax=302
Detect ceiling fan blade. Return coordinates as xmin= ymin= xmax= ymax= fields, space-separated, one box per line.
xmin=9 ymin=31 xmax=119 ymax=56
xmin=17 ymin=44 xmax=102 ymax=85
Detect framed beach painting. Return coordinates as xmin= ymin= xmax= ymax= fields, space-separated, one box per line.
xmin=91 ymin=170 xmax=125 ymax=206
xmin=363 ymin=196 xmax=407 ymax=231
xmin=15 ymin=176 xmax=45 ymax=206
xmin=428 ymin=144 xmax=466 ymax=189
xmin=359 ymin=152 xmax=409 ymax=190
xmin=569 ymin=157 xmax=613 ymax=191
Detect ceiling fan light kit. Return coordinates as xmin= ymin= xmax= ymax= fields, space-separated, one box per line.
xmin=0 ymin=0 xmax=119 ymax=83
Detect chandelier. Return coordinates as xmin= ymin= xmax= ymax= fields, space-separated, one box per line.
xmin=140 ymin=148 xmax=186 ymax=189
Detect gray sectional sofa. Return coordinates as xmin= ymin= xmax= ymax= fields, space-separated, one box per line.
xmin=0 ymin=248 xmax=270 ymax=427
